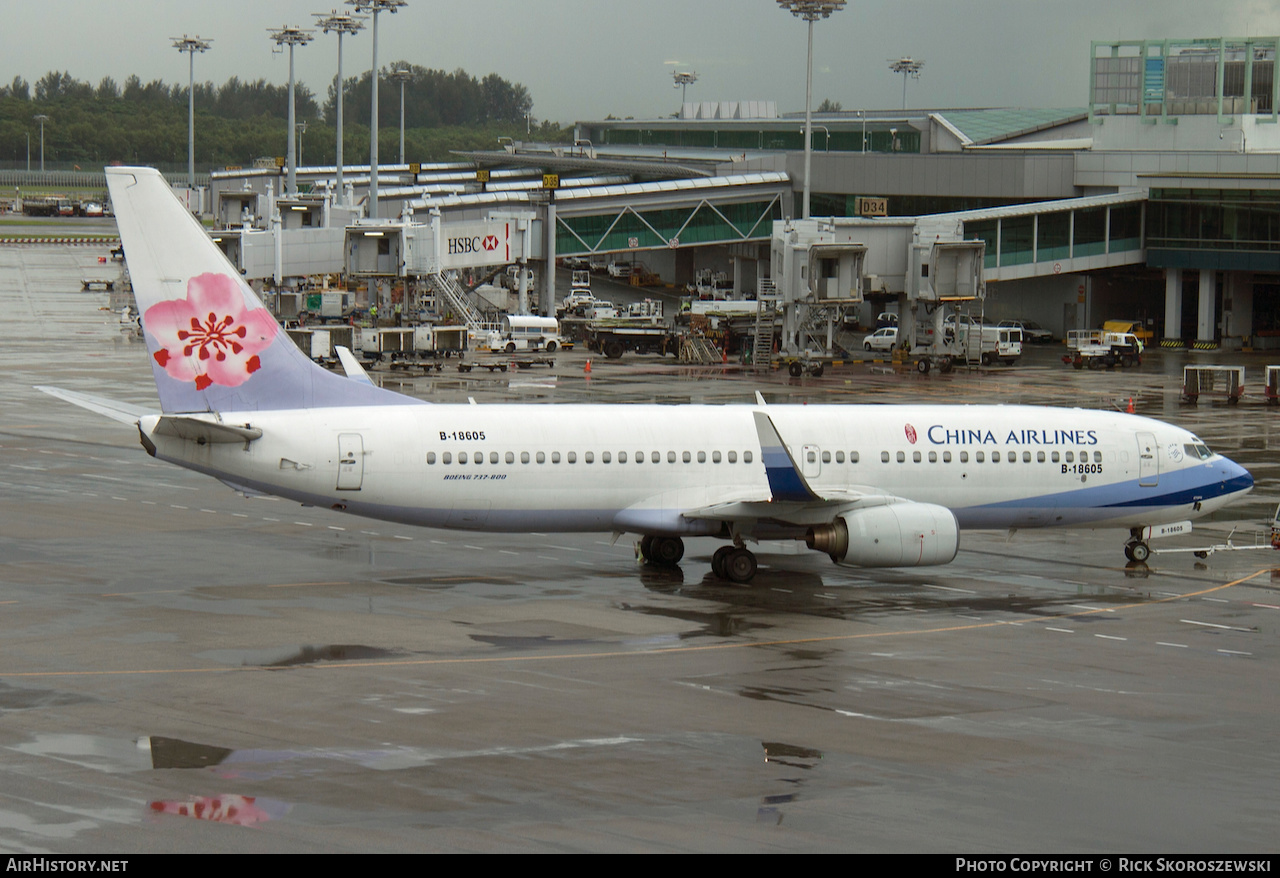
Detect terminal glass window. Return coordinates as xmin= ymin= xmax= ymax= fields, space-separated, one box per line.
xmin=1037 ymin=212 xmax=1071 ymax=261
xmin=1075 ymin=208 xmax=1106 ymax=257
xmin=1110 ymin=203 xmax=1142 ymax=253
xmin=1000 ymin=216 xmax=1034 ymax=266
xmin=964 ymin=219 xmax=999 ymax=270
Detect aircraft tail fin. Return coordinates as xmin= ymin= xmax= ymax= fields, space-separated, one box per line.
xmin=106 ymin=166 xmax=416 ymax=414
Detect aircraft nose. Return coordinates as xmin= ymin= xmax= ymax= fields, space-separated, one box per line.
xmin=1221 ymin=457 xmax=1254 ymax=495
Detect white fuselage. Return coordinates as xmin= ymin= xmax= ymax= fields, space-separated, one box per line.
xmin=140 ymin=403 xmax=1252 ymax=540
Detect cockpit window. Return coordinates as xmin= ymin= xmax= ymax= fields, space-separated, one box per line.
xmin=1184 ymin=443 xmax=1213 ymax=460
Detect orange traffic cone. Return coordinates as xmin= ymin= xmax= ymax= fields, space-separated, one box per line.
xmin=1126 ymin=397 xmax=1135 ymax=414
xmin=584 ymin=359 xmax=591 ymax=374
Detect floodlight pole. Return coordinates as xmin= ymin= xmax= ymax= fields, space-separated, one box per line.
xmin=778 ymin=1 xmax=845 ymax=220
xmin=172 ymin=35 xmax=212 ymax=191
xmin=269 ymin=25 xmax=315 ymax=197
xmin=389 ymin=67 xmax=412 ymax=165
xmin=32 ymin=114 xmax=48 ymax=173
xmin=888 ymin=57 xmax=924 ymax=110
xmin=349 ymin=0 xmax=408 ymax=219
xmin=315 ymin=10 xmax=365 ymax=208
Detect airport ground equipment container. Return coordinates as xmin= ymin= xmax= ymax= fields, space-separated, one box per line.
xmin=1181 ymin=365 xmax=1244 ymax=405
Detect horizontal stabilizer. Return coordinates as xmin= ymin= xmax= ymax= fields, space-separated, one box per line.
xmin=35 ymin=386 xmax=157 ymax=425
xmin=335 ymin=346 xmax=375 ymax=386
xmin=153 ymin=416 xmax=262 ymax=444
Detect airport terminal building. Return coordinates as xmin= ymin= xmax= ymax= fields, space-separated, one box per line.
xmin=211 ymin=35 xmax=1280 ymax=348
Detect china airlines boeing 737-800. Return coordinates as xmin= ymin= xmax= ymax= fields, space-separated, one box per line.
xmin=40 ymin=167 xmax=1254 ymax=583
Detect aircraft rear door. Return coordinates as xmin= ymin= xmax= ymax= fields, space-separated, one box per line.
xmin=1137 ymin=432 xmax=1158 ymax=487
xmin=337 ymin=433 xmax=364 ymax=490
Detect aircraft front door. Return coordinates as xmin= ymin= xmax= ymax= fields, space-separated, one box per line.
xmin=1137 ymin=431 xmax=1158 ymax=487
xmin=337 ymin=433 xmax=364 ymax=490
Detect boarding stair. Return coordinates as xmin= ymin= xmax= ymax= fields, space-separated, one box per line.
xmin=424 ymin=270 xmax=501 ymax=338
xmin=751 ymin=279 xmax=778 ymax=371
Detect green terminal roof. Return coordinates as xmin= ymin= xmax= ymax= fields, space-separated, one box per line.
xmin=936 ymin=108 xmax=1088 ymax=145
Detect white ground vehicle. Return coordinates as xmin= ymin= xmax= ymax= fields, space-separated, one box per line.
xmin=488 ymin=315 xmax=561 ymax=353
xmin=1065 ymin=330 xmax=1144 ymax=369
xmin=587 ymin=301 xmax=621 ymax=320
xmin=863 ymin=327 xmax=898 ymax=352
xmin=945 ymin=317 xmax=1022 ymax=366
xmin=999 ymin=319 xmax=1053 ymax=344
xmin=607 ymin=262 xmax=633 ymax=279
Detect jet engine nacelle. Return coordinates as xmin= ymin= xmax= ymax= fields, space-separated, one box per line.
xmin=805 ymin=503 xmax=960 ymax=568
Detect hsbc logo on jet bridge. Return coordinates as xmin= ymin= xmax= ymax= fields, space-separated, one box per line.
xmin=439 ymin=221 xmax=512 ymax=269
xmin=447 ymin=234 xmax=501 ymax=255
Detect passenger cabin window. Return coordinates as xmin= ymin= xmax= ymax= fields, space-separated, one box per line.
xmin=896 ymin=451 xmax=905 ymax=463
xmin=521 ymin=452 xmax=530 ymax=464
xmin=426 ymin=452 xmax=437 ymax=464
xmin=712 ymin=451 xmax=721 ymax=463
xmin=744 ymin=451 xmax=753 ymax=464
xmin=536 ymin=452 xmax=546 ymax=464
xmin=505 ymin=452 xmax=515 ymax=464
xmin=881 ymin=451 xmax=890 ymax=463
xmin=443 ymin=452 xmax=452 ymax=464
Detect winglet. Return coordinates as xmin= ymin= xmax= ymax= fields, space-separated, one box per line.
xmin=752 ymin=411 xmax=820 ymax=503
xmin=755 ymin=391 xmax=767 ymax=406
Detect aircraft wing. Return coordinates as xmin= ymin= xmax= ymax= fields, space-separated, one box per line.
xmin=681 ymin=412 xmax=907 ymax=528
xmin=683 ymin=488 xmax=899 ymax=528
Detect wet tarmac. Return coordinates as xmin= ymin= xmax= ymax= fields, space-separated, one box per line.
xmin=1 ymin=243 xmax=1279 ymax=852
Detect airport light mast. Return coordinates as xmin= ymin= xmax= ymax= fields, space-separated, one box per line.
xmin=673 ymin=70 xmax=698 ymax=106
xmin=32 ymin=114 xmax=48 ymax=173
xmin=268 ymin=25 xmax=314 ymax=197
xmin=777 ymin=0 xmax=846 ymax=220
xmin=348 ymin=0 xmax=408 ymax=218
xmin=888 ymin=56 xmax=924 ymax=110
xmin=171 ymin=35 xmax=212 ymax=192
xmin=314 ymin=9 xmax=365 ymax=208
xmin=388 ymin=67 xmax=412 ymax=165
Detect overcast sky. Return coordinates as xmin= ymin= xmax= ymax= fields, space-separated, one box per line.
xmin=3 ymin=1 xmax=1276 ymax=123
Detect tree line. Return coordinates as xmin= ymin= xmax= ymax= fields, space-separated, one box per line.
xmin=0 ymin=66 xmax=567 ymax=169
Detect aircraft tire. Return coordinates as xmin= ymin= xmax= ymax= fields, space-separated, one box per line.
xmin=711 ymin=545 xmax=733 ymax=578
xmin=724 ymin=548 xmax=757 ymax=584
xmin=650 ymin=536 xmax=684 ymax=566
xmin=639 ymin=535 xmax=654 ymax=561
xmin=1126 ymin=542 xmax=1157 ymax=563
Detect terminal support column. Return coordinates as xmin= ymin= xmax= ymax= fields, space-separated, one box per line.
xmin=1164 ymin=268 xmax=1182 ymax=341
xmin=1197 ymin=269 xmax=1216 ymax=342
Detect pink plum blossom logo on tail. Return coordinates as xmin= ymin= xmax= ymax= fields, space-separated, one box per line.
xmin=144 ymin=273 xmax=278 ymax=391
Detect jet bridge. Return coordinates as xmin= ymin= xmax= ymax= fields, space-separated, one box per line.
xmin=907 ymin=233 xmax=988 ymax=371
xmin=771 ymin=221 xmax=868 ymax=360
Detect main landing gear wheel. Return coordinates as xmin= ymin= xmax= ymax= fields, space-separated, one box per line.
xmin=723 ymin=547 xmax=758 ymax=584
xmin=711 ymin=545 xmax=734 ymax=578
xmin=641 ymin=535 xmax=684 ymax=567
